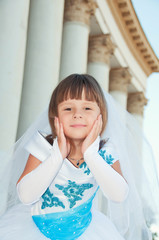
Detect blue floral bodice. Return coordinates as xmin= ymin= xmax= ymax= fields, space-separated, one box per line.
xmin=30 ymin=140 xmax=119 ymax=239
xmin=31 ymin=158 xmax=98 ymax=216
xmin=31 ymin=142 xmax=118 ymax=217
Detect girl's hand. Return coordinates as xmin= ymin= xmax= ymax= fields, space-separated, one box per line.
xmin=54 ymin=117 xmax=70 ymax=159
xmin=82 ymin=114 xmax=102 ymax=154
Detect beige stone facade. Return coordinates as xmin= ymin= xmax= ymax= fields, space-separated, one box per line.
xmin=88 ymin=34 xmax=115 ymax=65
xmin=64 ymin=0 xmax=97 ymax=25
xmin=106 ymin=0 xmax=159 ymax=75
xmin=127 ymin=91 xmax=148 ymax=116
xmin=109 ymin=67 xmax=131 ymax=93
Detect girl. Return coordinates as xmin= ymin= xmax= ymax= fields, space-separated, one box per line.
xmin=0 ymin=74 xmax=158 ymax=239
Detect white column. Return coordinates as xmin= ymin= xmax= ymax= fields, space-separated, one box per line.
xmin=59 ymin=0 xmax=96 ymax=80
xmin=127 ymin=92 xmax=147 ymax=128
xmin=87 ymin=34 xmax=115 ymax=92
xmin=109 ymin=68 xmax=131 ymax=109
xmin=0 ymin=0 xmax=30 ymax=153
xmin=17 ymin=0 xmax=65 ymax=138
xmin=87 ymin=35 xmax=115 ymax=215
xmin=87 ymin=35 xmax=116 ymax=215
xmin=0 ymin=0 xmax=30 ymax=216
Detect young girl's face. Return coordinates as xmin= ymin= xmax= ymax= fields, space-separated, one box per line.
xmin=57 ymin=93 xmax=101 ymax=141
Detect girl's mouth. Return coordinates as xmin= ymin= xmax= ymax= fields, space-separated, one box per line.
xmin=70 ymin=124 xmax=86 ymax=128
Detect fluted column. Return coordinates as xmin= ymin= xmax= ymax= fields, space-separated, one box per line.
xmin=109 ymin=67 xmax=131 ymax=109
xmin=16 ymin=0 xmax=65 ymax=138
xmin=127 ymin=92 xmax=148 ymax=127
xmin=59 ymin=0 xmax=96 ymax=80
xmin=87 ymin=34 xmax=115 ymax=91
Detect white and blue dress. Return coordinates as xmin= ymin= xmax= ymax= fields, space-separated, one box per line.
xmin=0 ymin=138 xmax=125 ymax=240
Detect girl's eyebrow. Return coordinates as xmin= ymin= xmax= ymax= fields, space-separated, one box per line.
xmin=81 ymin=101 xmax=97 ymax=106
xmin=59 ymin=100 xmax=96 ymax=107
xmin=59 ymin=102 xmax=72 ymax=107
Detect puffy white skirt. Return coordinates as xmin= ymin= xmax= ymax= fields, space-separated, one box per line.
xmin=0 ymin=203 xmax=124 ymax=240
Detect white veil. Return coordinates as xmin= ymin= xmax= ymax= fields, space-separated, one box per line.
xmin=0 ymin=91 xmax=159 ymax=240
xmin=101 ymin=92 xmax=159 ymax=239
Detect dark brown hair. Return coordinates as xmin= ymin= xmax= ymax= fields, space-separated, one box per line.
xmin=47 ymin=74 xmax=107 ymax=142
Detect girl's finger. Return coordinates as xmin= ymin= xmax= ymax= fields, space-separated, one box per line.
xmin=54 ymin=117 xmax=60 ymax=136
xmin=98 ymin=115 xmax=103 ymax=134
xmin=86 ymin=114 xmax=102 ymax=142
xmin=94 ymin=115 xmax=101 ymax=135
xmin=92 ymin=115 xmax=102 ymax=137
xmin=89 ymin=119 xmax=99 ymax=139
xmin=66 ymin=139 xmax=71 ymax=154
xmin=60 ymin=123 xmax=65 ymax=140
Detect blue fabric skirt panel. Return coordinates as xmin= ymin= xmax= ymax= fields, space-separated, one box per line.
xmin=0 ymin=195 xmax=125 ymax=240
xmin=32 ymin=192 xmax=97 ymax=240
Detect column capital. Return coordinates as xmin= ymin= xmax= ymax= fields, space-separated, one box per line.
xmin=64 ymin=0 xmax=97 ymax=25
xmin=109 ymin=67 xmax=131 ymax=93
xmin=127 ymin=92 xmax=148 ymax=116
xmin=88 ymin=34 xmax=116 ymax=65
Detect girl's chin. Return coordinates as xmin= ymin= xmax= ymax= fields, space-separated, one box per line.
xmin=65 ymin=134 xmax=87 ymax=141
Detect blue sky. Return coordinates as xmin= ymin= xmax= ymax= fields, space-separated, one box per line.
xmin=131 ymin=0 xmax=159 ymax=174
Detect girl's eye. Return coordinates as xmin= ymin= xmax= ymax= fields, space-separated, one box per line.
xmin=64 ymin=108 xmax=71 ymax=111
xmin=85 ymin=107 xmax=91 ymax=110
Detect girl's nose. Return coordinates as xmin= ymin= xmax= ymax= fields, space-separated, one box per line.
xmin=73 ymin=110 xmax=82 ymax=119
xmin=74 ymin=115 xmax=82 ymax=119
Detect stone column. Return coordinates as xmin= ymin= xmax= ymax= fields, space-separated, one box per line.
xmin=0 ymin=0 xmax=30 ymax=216
xmin=16 ymin=0 xmax=65 ymax=138
xmin=59 ymin=0 xmax=96 ymax=80
xmin=87 ymin=36 xmax=115 ymax=215
xmin=109 ymin=67 xmax=131 ymax=109
xmin=127 ymin=92 xmax=148 ymax=127
xmin=87 ymin=34 xmax=115 ymax=92
xmin=0 ymin=0 xmax=30 ymax=153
